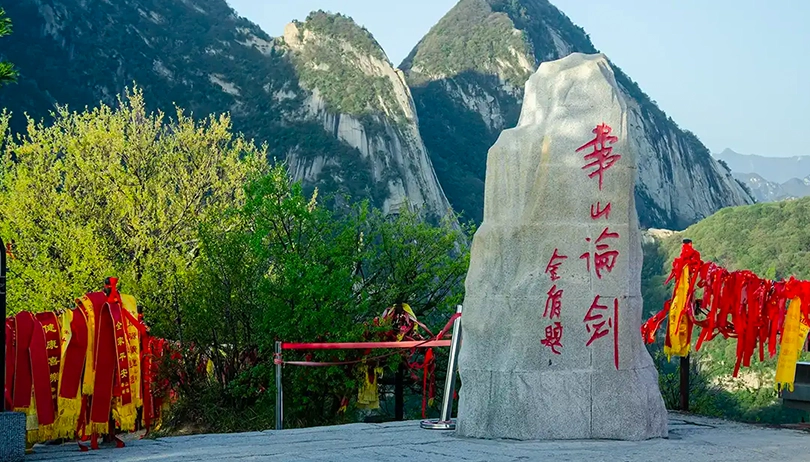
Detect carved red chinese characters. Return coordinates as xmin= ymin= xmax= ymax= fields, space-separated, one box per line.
xmin=580 ymin=227 xmax=620 ymax=279
xmin=544 ymin=285 xmax=563 ymax=319
xmin=577 ymin=123 xmax=621 ymax=191
xmin=590 ymin=202 xmax=611 ymax=220
xmin=541 ymin=248 xmax=568 ymax=355
xmin=541 ymin=322 xmax=564 ymax=355
xmin=545 ymin=249 xmax=567 ymax=282
xmin=583 ymin=295 xmax=620 ymax=370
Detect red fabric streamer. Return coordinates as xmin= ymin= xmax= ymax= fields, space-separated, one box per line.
xmin=642 ymin=242 xmax=810 ymax=378
xmin=5 ymin=317 xmax=15 ymax=410
xmin=30 ymin=316 xmax=57 ymax=427
xmin=59 ymin=308 xmax=88 ymax=401
xmin=12 ymin=311 xmax=35 ymax=411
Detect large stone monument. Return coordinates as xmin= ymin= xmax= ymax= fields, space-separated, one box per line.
xmin=455 ymin=53 xmax=668 ymax=440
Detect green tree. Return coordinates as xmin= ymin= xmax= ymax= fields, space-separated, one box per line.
xmin=0 ymin=8 xmax=16 ymax=85
xmin=165 ymin=166 xmax=472 ymax=431
xmin=0 ymin=87 xmax=265 ymax=316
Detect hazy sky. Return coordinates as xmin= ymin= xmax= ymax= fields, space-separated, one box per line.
xmin=226 ymin=0 xmax=809 ymax=158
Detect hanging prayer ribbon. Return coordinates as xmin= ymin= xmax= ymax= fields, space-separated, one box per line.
xmin=29 ymin=316 xmax=57 ymax=441
xmin=56 ymin=308 xmax=88 ymax=439
xmin=643 ymin=241 xmax=810 ymax=391
xmin=775 ymin=297 xmax=810 ymax=391
xmin=12 ymin=311 xmax=35 ymax=413
xmin=4 ymin=279 xmax=169 ymax=446
xmin=5 ymin=317 xmax=15 ymax=410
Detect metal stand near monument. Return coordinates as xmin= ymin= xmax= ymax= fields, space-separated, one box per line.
xmin=420 ymin=304 xmax=462 ymax=430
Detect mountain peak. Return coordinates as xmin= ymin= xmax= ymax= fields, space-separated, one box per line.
xmin=401 ymin=0 xmax=595 ymax=87
xmin=287 ymin=11 xmax=388 ymax=64
xmin=401 ymin=0 xmax=753 ymax=227
xmin=280 ymin=10 xmax=410 ymax=121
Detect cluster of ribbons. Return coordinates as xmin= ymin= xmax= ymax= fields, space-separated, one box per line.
xmin=642 ymin=240 xmax=810 ymax=391
xmin=310 ymin=303 xmax=453 ymax=418
xmin=365 ymin=303 xmax=458 ymax=418
xmin=3 ymin=277 xmax=172 ymax=447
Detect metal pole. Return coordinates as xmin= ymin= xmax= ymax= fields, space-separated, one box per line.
xmin=0 ymin=237 xmax=6 ymax=412
xmin=680 ymin=354 xmax=690 ymax=412
xmin=275 ymin=341 xmax=283 ymax=430
xmin=421 ymin=304 xmax=462 ymax=430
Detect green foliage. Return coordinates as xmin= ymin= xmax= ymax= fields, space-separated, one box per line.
xmin=402 ymin=0 xmax=534 ymax=88
xmin=164 ymin=165 xmax=473 ymax=431
xmin=0 ymin=8 xmax=16 ymax=85
xmin=662 ymin=197 xmax=810 ymax=280
xmin=300 ymin=11 xmax=387 ymax=61
xmin=0 ymin=87 xmax=264 ymax=315
xmin=640 ymin=239 xmax=672 ymax=318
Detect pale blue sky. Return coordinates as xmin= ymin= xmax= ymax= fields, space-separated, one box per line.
xmin=226 ymin=0 xmax=809 ymax=158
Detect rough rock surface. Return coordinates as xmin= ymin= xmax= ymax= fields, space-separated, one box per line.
xmin=456 ymin=53 xmax=667 ymax=441
xmin=0 ymin=412 xmax=26 ymax=462
xmin=25 ymin=414 xmax=810 ymax=462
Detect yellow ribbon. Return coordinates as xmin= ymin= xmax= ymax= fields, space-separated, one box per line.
xmin=775 ymin=297 xmax=809 ymax=392
xmin=54 ymin=310 xmax=83 ymax=439
xmin=664 ymin=265 xmax=691 ymax=360
xmin=78 ymin=296 xmax=96 ymax=396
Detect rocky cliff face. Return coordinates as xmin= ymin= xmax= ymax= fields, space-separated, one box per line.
xmin=401 ymin=0 xmax=754 ymax=228
xmin=278 ymin=15 xmax=451 ymax=219
xmin=0 ymin=1 xmax=452 ymax=220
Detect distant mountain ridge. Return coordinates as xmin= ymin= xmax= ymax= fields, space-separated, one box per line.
xmin=715 ymin=149 xmax=810 ymax=202
xmin=715 ymin=149 xmax=810 ymax=184
xmin=733 ymin=172 xmax=810 ymax=203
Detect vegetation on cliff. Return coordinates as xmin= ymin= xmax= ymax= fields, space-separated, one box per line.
xmin=0 ymin=8 xmax=16 ymax=85
xmin=0 ymin=1 xmax=418 ymax=214
xmin=287 ymin=11 xmax=408 ymax=126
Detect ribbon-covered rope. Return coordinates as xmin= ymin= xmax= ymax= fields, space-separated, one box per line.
xmin=642 ymin=241 xmax=810 ymax=391
xmin=276 ymin=313 xmax=460 ymax=366
xmin=275 ymin=312 xmax=460 ymax=418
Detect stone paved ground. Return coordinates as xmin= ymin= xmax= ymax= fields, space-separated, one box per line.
xmin=27 ymin=412 xmax=810 ymax=462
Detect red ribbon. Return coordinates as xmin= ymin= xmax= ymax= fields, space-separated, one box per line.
xmin=643 ymin=242 xmax=810 ymax=378
xmin=90 ymin=297 xmax=117 ymax=428
xmin=12 ymin=311 xmax=35 ymax=410
xmin=4 ymin=317 xmax=15 ymax=410
xmin=59 ymin=308 xmax=88 ymax=401
xmin=30 ymin=316 xmax=56 ymax=426
xmin=35 ymin=312 xmax=61 ymax=411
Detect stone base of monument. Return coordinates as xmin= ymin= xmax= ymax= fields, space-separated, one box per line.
xmin=457 ymin=367 xmax=667 ymax=440
xmin=0 ymin=412 xmax=27 ymax=462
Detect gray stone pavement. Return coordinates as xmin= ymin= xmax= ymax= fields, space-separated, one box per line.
xmin=26 ymin=412 xmax=810 ymax=462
